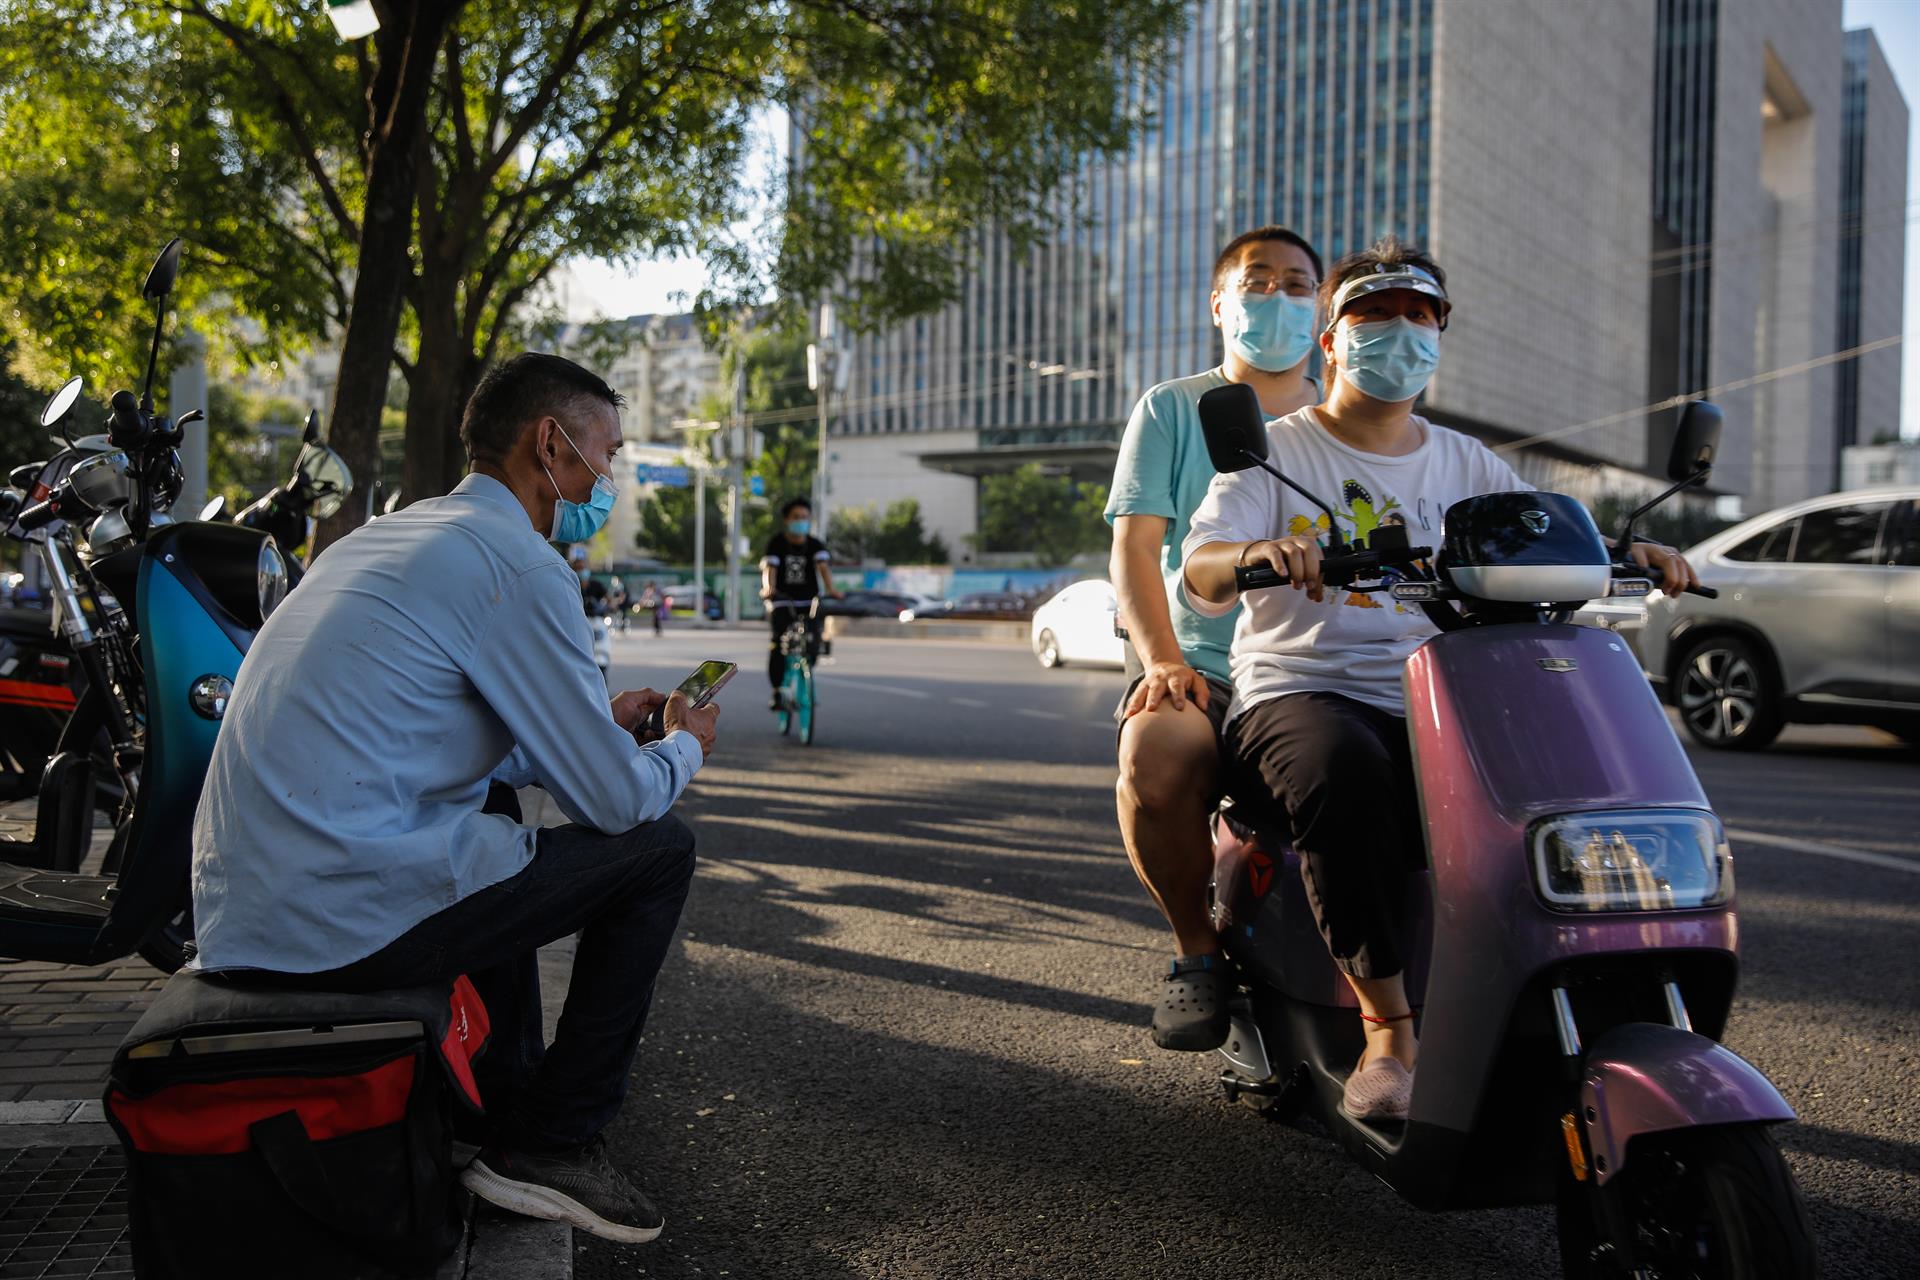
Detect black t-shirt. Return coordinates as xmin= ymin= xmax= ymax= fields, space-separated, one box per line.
xmin=762 ymin=535 xmax=828 ymax=602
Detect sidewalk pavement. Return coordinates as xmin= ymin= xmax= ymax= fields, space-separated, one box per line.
xmin=0 ymin=794 xmax=577 ymax=1278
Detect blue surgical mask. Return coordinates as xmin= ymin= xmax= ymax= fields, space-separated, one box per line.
xmin=786 ymin=519 xmax=811 ymax=537
xmin=543 ymin=423 xmax=618 ymax=543
xmin=1220 ymin=292 xmax=1316 ymax=372
xmin=1332 ymin=317 xmax=1441 ymax=402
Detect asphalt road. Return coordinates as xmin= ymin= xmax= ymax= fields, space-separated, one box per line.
xmin=578 ymin=625 xmax=1920 ymax=1280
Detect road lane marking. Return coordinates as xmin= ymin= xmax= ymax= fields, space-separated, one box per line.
xmin=952 ymin=696 xmax=988 ymax=708
xmin=1016 ymin=708 xmax=1062 ymax=721
xmin=839 ymin=681 xmax=931 ymax=699
xmin=1728 ymin=828 xmax=1920 ymax=876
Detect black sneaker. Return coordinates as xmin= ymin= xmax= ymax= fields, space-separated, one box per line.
xmin=461 ymin=1138 xmax=664 ymax=1244
xmin=1151 ymin=953 xmax=1232 ymax=1051
xmin=769 ymin=690 xmax=783 ymax=711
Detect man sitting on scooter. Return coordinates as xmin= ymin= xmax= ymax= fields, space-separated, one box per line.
xmin=191 ymin=352 xmax=719 ymax=1244
xmin=1180 ymin=238 xmax=1698 ymax=1121
xmin=1105 ymin=224 xmax=1323 ymax=1053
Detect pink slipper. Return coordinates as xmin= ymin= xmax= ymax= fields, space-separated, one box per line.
xmin=1341 ymin=1054 xmax=1413 ymax=1120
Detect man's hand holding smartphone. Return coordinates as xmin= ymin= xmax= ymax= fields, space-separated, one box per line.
xmin=662 ymin=691 xmax=719 ymax=761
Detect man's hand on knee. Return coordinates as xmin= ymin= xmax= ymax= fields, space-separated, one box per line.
xmin=663 ymin=691 xmax=719 ymax=760
xmin=1126 ymin=661 xmax=1211 ymax=717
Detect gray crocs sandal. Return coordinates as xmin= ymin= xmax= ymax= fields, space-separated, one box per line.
xmin=1151 ymin=953 xmax=1232 ymax=1051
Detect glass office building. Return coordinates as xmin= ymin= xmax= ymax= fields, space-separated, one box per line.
xmin=815 ymin=0 xmax=1905 ymax=546
xmin=836 ymin=0 xmax=1435 ymax=459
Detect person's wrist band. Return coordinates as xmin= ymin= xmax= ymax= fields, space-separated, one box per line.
xmin=1236 ymin=541 xmax=1258 ymax=568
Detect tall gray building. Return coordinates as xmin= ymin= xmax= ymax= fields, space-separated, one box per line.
xmin=814 ymin=0 xmax=1907 ymax=555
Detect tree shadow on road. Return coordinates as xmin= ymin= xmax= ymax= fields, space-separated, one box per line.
xmin=588 ymin=947 xmax=1561 ymax=1280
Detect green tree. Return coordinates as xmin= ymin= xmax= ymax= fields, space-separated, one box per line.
xmin=973 ymin=464 xmax=1109 ymax=566
xmin=828 ymin=499 xmax=948 ymax=565
xmin=634 ymin=478 xmax=724 ymax=564
xmin=1 ymin=0 xmax=1188 ymax=551
xmin=202 ymin=383 xmax=310 ymax=510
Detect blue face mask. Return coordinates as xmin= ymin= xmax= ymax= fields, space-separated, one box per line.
xmin=1220 ymin=292 xmax=1316 ymax=372
xmin=786 ymin=519 xmax=811 ymax=537
xmin=543 ymin=422 xmax=618 ymax=544
xmin=1332 ymin=316 xmax=1442 ymax=402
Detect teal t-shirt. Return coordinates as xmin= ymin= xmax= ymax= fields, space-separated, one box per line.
xmin=1103 ymin=368 xmax=1237 ymax=682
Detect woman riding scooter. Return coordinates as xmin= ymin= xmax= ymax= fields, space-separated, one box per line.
xmin=1182 ymin=238 xmax=1697 ymax=1120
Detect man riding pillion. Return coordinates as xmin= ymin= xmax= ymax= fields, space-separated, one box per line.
xmin=759 ymin=496 xmax=841 ymax=709
xmin=1180 ymin=238 xmax=1698 ymax=1120
xmin=192 ymin=353 xmax=720 ymax=1244
xmin=1105 ymin=225 xmax=1323 ymax=1053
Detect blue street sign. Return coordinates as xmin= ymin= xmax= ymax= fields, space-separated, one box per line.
xmin=749 ymin=475 xmax=765 ymax=498
xmin=635 ymin=463 xmax=691 ymax=488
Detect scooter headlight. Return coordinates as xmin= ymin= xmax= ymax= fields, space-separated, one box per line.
xmin=257 ymin=537 xmax=289 ymax=622
xmin=1529 ymin=809 xmax=1732 ymax=913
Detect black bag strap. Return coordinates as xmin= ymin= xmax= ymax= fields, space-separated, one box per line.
xmin=249 ymin=1109 xmax=409 ymax=1251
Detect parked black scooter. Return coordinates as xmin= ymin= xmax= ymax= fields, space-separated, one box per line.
xmin=0 ymin=238 xmax=287 ymax=971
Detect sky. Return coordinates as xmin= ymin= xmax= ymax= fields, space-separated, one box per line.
xmin=574 ymin=4 xmax=1918 ymax=439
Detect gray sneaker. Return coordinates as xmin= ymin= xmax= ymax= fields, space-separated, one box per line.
xmin=461 ymin=1138 xmax=664 ymax=1244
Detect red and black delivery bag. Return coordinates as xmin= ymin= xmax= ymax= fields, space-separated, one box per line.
xmin=105 ymin=969 xmax=489 ymax=1279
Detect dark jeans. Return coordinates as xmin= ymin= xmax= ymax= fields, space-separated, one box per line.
xmin=1224 ymin=692 xmax=1421 ymax=979
xmin=767 ymin=606 xmax=823 ymax=688
xmin=263 ymin=810 xmax=697 ymax=1154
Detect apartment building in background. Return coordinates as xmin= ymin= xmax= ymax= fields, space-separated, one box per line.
xmin=807 ymin=0 xmax=1908 ymax=556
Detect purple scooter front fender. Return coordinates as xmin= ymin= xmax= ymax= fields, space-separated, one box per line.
xmin=1581 ymin=1022 xmax=1795 ymax=1184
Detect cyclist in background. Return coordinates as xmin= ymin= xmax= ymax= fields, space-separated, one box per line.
xmin=759 ymin=497 xmax=842 ymax=709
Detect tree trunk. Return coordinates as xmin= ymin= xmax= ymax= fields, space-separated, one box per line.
xmin=311 ymin=0 xmax=461 ymax=554
xmin=401 ymin=259 xmax=476 ymax=504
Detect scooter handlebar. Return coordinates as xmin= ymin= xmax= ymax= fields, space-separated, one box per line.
xmin=1234 ymin=542 xmax=1433 ymax=594
xmin=1617 ymin=561 xmax=1718 ymax=600
xmin=13 ymin=498 xmax=60 ymax=532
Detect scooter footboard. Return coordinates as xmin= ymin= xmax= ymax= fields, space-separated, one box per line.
xmin=1582 ymin=1022 xmax=1795 ymax=1184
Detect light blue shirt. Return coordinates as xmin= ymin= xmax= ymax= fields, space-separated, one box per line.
xmin=1103 ymin=368 xmax=1238 ymax=683
xmin=190 ymin=473 xmax=704 ymax=974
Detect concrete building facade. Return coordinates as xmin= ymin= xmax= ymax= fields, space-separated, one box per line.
xmin=816 ymin=0 xmax=1907 ymax=555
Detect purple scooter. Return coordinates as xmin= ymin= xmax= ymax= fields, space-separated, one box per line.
xmin=1198 ymin=388 xmax=1816 ymax=1279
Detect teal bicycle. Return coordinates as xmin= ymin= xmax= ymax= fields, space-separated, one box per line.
xmin=769 ymin=598 xmax=824 ymax=745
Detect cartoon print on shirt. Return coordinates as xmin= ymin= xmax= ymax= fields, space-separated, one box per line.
xmin=1283 ymin=482 xmax=1413 ymax=612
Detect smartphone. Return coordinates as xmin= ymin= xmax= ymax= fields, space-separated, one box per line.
xmin=640 ymin=660 xmax=737 ymax=738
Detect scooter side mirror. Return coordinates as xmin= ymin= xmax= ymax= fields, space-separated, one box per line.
xmin=199 ymin=496 xmax=226 ymax=522
xmin=40 ymin=377 xmax=83 ymax=429
xmin=303 ymin=410 xmax=322 ymax=446
xmin=1197 ymin=383 xmax=1269 ymax=473
xmin=1667 ymin=401 xmax=1721 ymax=483
xmin=142 ymin=237 xmax=183 ymax=303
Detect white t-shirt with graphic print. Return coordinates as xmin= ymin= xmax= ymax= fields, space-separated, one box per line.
xmin=1181 ymin=406 xmax=1530 ymax=719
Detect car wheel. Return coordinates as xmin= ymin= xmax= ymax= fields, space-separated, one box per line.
xmin=1674 ymin=635 xmax=1784 ymax=751
xmin=1036 ymin=629 xmax=1063 ymax=669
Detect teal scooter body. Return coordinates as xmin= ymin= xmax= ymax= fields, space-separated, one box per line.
xmin=0 ymin=520 xmax=273 ymax=966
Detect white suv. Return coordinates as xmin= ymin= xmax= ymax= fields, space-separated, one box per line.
xmin=1638 ymin=486 xmax=1920 ymax=750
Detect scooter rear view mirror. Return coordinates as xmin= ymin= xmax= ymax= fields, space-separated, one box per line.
xmin=1197 ymin=383 xmax=1268 ymax=473
xmin=1667 ymin=400 xmax=1722 ymax=483
xmin=142 ymin=237 xmax=183 ymax=302
xmin=1196 ymin=381 xmax=1348 ymax=550
xmin=41 ymin=377 xmax=83 ymax=429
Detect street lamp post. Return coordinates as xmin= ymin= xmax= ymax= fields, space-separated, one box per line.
xmin=670 ymin=417 xmax=722 ymax=626
xmin=808 ymin=302 xmax=836 ymax=536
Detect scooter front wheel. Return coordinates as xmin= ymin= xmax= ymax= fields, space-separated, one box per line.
xmin=1557 ymin=1122 xmax=1816 ymax=1279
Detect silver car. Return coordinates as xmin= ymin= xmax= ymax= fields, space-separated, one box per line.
xmin=1639 ymin=485 xmax=1920 ymax=750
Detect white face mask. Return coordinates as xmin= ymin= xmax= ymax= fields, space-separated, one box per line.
xmin=1332 ymin=317 xmax=1442 ymax=402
